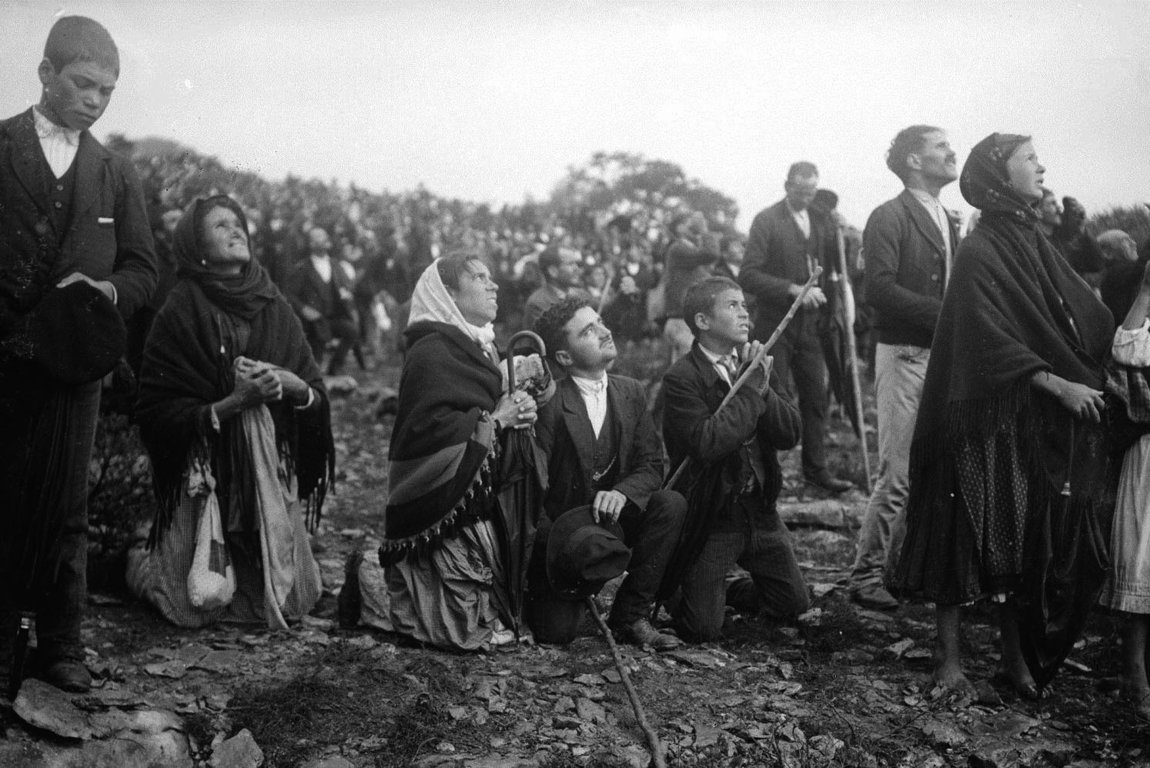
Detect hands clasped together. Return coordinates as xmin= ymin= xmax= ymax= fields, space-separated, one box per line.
xmin=492 ymin=389 xmax=538 ymax=431
xmin=232 ymin=356 xmax=310 ymax=407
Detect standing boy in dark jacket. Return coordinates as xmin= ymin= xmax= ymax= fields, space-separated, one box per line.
xmin=0 ymin=16 xmax=156 ymax=692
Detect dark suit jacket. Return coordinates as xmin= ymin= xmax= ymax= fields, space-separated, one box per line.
xmin=739 ymin=199 xmax=832 ymax=335
xmin=0 ymin=108 xmax=156 ymax=322
xmin=662 ymin=342 xmax=801 ymax=508
xmin=864 ymin=188 xmax=960 ymax=348
xmin=535 ymin=374 xmax=662 ymax=520
xmin=286 ymin=257 xmax=354 ymax=321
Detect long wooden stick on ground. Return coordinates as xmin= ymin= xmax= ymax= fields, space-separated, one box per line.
xmin=585 ymin=598 xmax=667 ymax=768
xmin=664 ymin=267 xmax=822 ymax=489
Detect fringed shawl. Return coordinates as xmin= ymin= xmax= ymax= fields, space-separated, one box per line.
xmin=381 ymin=320 xmax=503 ymax=556
xmin=915 ymin=131 xmax=1113 ymax=449
xmin=912 ymin=216 xmax=1113 ymax=450
xmin=136 ymin=202 xmax=333 ymax=544
xmin=896 ymin=195 xmax=1115 ymax=607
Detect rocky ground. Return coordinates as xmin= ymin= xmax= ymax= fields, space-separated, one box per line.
xmin=2 ymin=345 xmax=1148 ymax=768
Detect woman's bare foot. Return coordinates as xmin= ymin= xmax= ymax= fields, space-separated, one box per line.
xmin=932 ymin=662 xmax=976 ymax=701
xmin=994 ymin=658 xmax=1040 ymax=700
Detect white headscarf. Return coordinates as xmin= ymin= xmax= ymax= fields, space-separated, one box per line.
xmin=408 ymin=259 xmax=497 ymax=357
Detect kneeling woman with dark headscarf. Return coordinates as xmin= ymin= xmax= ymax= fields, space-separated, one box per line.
xmin=892 ymin=134 xmax=1115 ymax=697
xmin=130 ymin=195 xmax=334 ymax=628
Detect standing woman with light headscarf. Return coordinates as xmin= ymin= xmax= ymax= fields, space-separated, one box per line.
xmin=379 ymin=252 xmax=538 ymax=650
xmin=892 ymin=134 xmax=1115 ymax=697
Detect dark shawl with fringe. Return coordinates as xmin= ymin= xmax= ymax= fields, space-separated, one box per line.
xmin=893 ymin=133 xmax=1115 ymax=607
xmin=136 ymin=197 xmax=333 ymax=544
xmin=380 ymin=320 xmax=502 ymax=558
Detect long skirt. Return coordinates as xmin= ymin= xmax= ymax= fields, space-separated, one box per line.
xmin=127 ymin=406 xmax=322 ymax=628
xmin=384 ymin=518 xmax=512 ymax=651
xmin=1099 ymin=434 xmax=1150 ymax=614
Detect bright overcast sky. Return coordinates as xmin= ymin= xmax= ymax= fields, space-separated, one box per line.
xmin=3 ymin=1 xmax=1147 ymax=229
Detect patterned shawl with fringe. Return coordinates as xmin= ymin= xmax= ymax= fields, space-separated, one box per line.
xmin=381 ymin=320 xmax=502 ymax=557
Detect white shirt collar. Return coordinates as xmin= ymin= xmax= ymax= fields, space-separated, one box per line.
xmin=785 ymin=200 xmax=809 ymax=220
xmin=570 ymin=372 xmax=608 ymax=438
xmin=907 ymin=187 xmax=941 ymax=208
xmin=33 ymin=106 xmax=81 ymax=146
xmin=570 ymin=372 xmax=607 ymax=396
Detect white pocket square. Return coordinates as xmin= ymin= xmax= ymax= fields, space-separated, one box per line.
xmin=97 ymin=217 xmax=114 ymax=225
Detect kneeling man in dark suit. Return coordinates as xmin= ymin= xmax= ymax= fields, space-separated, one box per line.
xmin=528 ymin=297 xmax=685 ymax=649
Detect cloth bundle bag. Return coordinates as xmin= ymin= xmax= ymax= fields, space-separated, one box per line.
xmin=186 ymin=462 xmax=236 ymax=610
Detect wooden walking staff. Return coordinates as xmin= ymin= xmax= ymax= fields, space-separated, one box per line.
xmin=663 ymin=267 xmax=823 ymax=490
xmin=585 ymin=597 xmax=667 ymax=768
xmin=834 ymin=227 xmax=872 ymax=493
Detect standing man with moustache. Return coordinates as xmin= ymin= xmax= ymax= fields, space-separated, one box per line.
xmin=529 ymin=298 xmax=686 ymax=649
xmin=848 ymin=126 xmax=960 ymax=610
xmin=0 ymin=16 xmax=156 ymax=692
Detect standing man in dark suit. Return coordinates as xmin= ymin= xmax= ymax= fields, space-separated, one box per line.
xmin=848 ymin=126 xmax=960 ymax=610
xmin=739 ymin=162 xmax=850 ymax=493
xmin=662 ymin=277 xmax=808 ymax=641
xmin=0 ymin=16 xmax=156 ymax=692
xmin=528 ymin=297 xmax=686 ymax=649
xmin=286 ymin=225 xmax=358 ymax=375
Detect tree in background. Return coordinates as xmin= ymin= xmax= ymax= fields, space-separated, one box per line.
xmin=548 ymin=151 xmax=739 ymax=244
xmin=1089 ymin=204 xmax=1150 ymax=250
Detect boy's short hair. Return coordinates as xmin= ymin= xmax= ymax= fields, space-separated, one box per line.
xmin=534 ymin=296 xmax=592 ymax=362
xmin=44 ymin=16 xmax=120 ymax=75
xmin=682 ymin=276 xmax=741 ymax=336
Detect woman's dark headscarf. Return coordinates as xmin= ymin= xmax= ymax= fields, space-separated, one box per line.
xmin=959 ymin=133 xmax=1038 ymax=226
xmin=139 ymin=195 xmax=333 ymax=543
xmin=171 ymin=195 xmax=280 ymax=319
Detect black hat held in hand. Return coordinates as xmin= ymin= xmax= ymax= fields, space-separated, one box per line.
xmin=546 ymin=505 xmax=631 ymax=598
xmin=27 ymin=281 xmax=125 ymax=384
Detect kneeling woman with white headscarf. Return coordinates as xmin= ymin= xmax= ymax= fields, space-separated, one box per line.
xmin=380 ymin=252 xmax=539 ymax=650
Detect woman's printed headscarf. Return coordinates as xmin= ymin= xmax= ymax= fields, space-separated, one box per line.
xmin=958 ymin=133 xmax=1038 ymax=226
xmin=408 ymin=258 xmax=497 ymax=354
xmin=171 ymin=195 xmax=280 ymax=319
